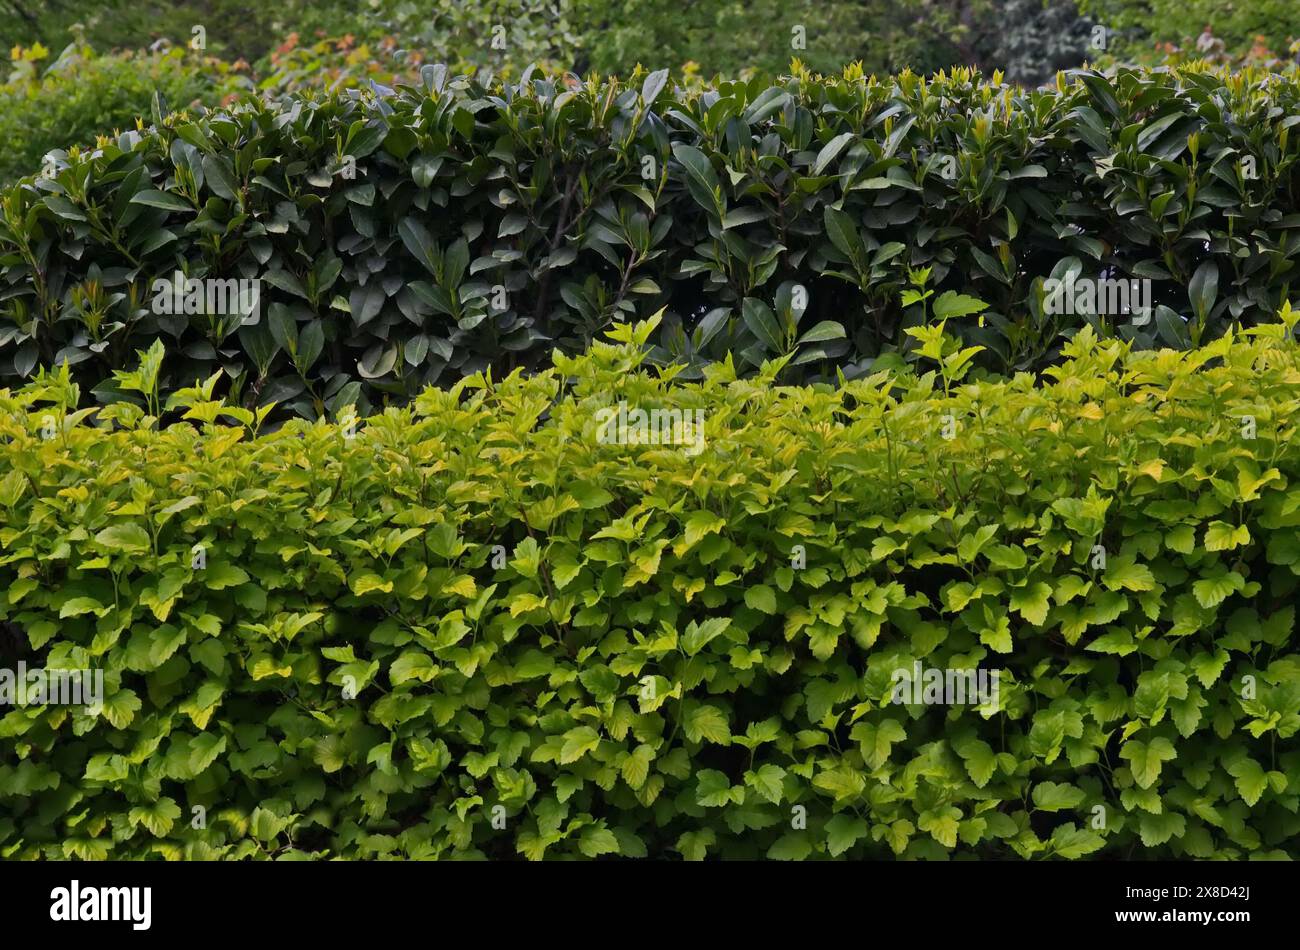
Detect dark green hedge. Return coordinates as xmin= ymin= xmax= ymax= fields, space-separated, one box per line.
xmin=0 ymin=318 xmax=1298 ymax=859
xmin=2 ymin=62 xmax=1300 ymax=418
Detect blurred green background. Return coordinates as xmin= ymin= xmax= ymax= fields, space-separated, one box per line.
xmin=1 ymin=0 xmax=1297 ymax=181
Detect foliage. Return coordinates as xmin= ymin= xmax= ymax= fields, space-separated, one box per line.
xmin=0 ymin=0 xmax=578 ymax=80
xmin=977 ymin=0 xmax=1096 ymax=87
xmin=1141 ymin=30 xmax=1300 ymax=74
xmin=240 ymin=4 xmax=581 ymax=95
xmin=0 ymin=0 xmax=371 ymax=62
xmin=1079 ymin=0 xmax=1300 ymax=66
xmin=5 ymin=62 xmax=1300 ymax=418
xmin=1 ymin=317 xmax=1298 ymax=859
xmin=252 ymin=32 xmax=418 ymax=98
xmin=574 ymin=0 xmax=897 ymax=80
xmin=369 ymin=0 xmax=581 ymax=81
xmin=0 ymin=40 xmax=234 ymax=185
xmin=0 ymin=0 xmax=1118 ymax=94
xmin=575 ymin=0 xmax=1097 ymax=87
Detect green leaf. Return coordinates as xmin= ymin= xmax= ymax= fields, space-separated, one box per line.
xmin=206 ymin=563 xmax=251 ymax=590
xmin=1192 ymin=570 xmax=1242 ymax=608
xmin=100 ymin=689 xmax=142 ymax=729
xmin=1188 ymin=260 xmax=1218 ymax=322
xmin=918 ymin=806 xmax=961 ymax=848
xmin=676 ymin=829 xmax=716 ymax=861
xmin=129 ymin=797 xmax=181 ymax=837
xmin=766 ymin=832 xmax=812 ymax=860
xmin=1010 ymin=582 xmax=1052 ymax=625
xmin=1051 ymin=823 xmax=1105 ymax=858
xmin=826 ymin=814 xmax=869 ymax=856
xmin=187 ymin=732 xmax=227 ymax=776
xmin=398 ymin=217 xmax=439 ymax=275
xmin=744 ymin=764 xmax=786 ymax=804
xmin=1189 ymin=649 xmax=1230 ymax=687
xmin=559 ymin=726 xmax=601 ymax=764
xmin=59 ymin=596 xmax=107 ymax=618
xmin=980 ymin=615 xmax=1013 ymax=653
xmin=823 ymin=206 xmax=864 ymax=265
xmin=130 ymin=189 xmax=191 ymax=212
xmin=640 ymin=67 xmax=669 ymax=104
xmin=202 ymin=154 xmax=240 ymax=202
xmin=1138 ymin=811 xmax=1186 ymax=847
xmin=1120 ymin=737 xmax=1177 ymax=789
xmin=955 ymin=737 xmax=997 ymax=788
xmin=95 ymin=523 xmax=151 ymax=553
xmin=1204 ymin=521 xmax=1249 ymax=552
xmin=721 ymin=206 xmax=767 ymax=229
xmin=932 ymin=291 xmax=988 ymax=320
xmin=1103 ymin=560 xmax=1155 ymax=592
xmin=682 ymin=617 xmax=730 ymax=656
xmin=682 ymin=703 xmax=731 ymax=744
xmin=851 ymin=718 xmax=905 ymax=769
xmin=813 ymin=765 xmax=866 ymax=802
xmin=741 ymin=297 xmax=784 ymax=353
xmin=1227 ymin=758 xmax=1268 ymax=806
xmin=744 ymin=584 xmax=778 ymax=614
xmin=578 ymin=825 xmax=620 ymax=857
xmin=621 ymin=744 xmax=653 ymax=789
xmin=812 ymin=131 xmax=856 ymax=176
xmin=672 ymin=143 xmax=721 ymax=211
xmin=696 ymin=769 xmax=741 ymax=807
xmin=796 ymin=320 xmax=846 ymax=345
xmin=349 ymin=572 xmax=392 ymax=597
xmin=1032 ymin=781 xmax=1086 ymax=811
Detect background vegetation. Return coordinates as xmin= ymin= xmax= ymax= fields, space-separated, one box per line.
xmin=3 ymin=1 xmax=1296 ymax=190
xmin=1 ymin=0 xmax=1298 ymax=864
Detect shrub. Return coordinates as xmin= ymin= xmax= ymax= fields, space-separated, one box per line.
xmin=574 ymin=0 xmax=890 ymax=79
xmin=3 ymin=62 xmax=1300 ymax=418
xmin=0 ymin=41 xmax=237 ymax=185
xmin=0 ymin=0 xmax=371 ymax=63
xmin=981 ymin=0 xmax=1096 ymax=87
xmin=366 ymin=0 xmax=581 ymax=80
xmin=1078 ymin=0 xmax=1299 ymax=65
xmin=0 ymin=316 xmax=1298 ymax=859
xmin=251 ymin=33 xmax=419 ymax=99
xmin=573 ymin=0 xmax=1094 ymax=86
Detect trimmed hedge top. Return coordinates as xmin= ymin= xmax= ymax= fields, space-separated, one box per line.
xmin=1 ymin=317 xmax=1298 ymax=859
xmin=2 ymin=62 xmax=1300 ymax=418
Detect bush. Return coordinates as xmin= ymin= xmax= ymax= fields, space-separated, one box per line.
xmin=979 ymin=0 xmax=1096 ymax=87
xmin=0 ymin=0 xmax=371 ymax=63
xmin=367 ymin=0 xmax=581 ymax=80
xmin=574 ymin=0 xmax=1095 ymax=86
xmin=3 ymin=62 xmax=1300 ymax=419
xmin=251 ymin=33 xmax=419 ymax=99
xmin=1 ymin=316 xmax=1298 ymax=859
xmin=574 ymin=0 xmax=892 ymax=79
xmin=1078 ymin=0 xmax=1299 ymax=65
xmin=0 ymin=41 xmax=237 ymax=185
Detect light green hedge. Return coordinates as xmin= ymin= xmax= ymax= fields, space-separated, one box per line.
xmin=0 ymin=316 xmax=1298 ymax=859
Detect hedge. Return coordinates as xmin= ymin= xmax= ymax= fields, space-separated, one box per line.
xmin=3 ymin=62 xmax=1300 ymax=419
xmin=1 ymin=315 xmax=1298 ymax=859
xmin=0 ymin=42 xmax=230 ymax=186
